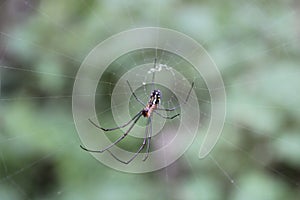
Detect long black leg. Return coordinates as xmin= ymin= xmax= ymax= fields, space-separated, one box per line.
xmin=106 ymin=117 xmax=151 ymax=164
xmin=80 ymin=113 xmax=143 ymax=153
xmin=154 ymin=111 xmax=180 ymax=119
xmin=157 ymin=82 xmax=194 ymax=112
xmin=126 ymin=80 xmax=146 ymax=107
xmin=88 ymin=111 xmax=142 ymax=132
xmin=143 ymin=117 xmax=152 ymax=161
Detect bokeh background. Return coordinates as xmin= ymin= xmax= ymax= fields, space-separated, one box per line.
xmin=1 ymin=0 xmax=300 ymax=199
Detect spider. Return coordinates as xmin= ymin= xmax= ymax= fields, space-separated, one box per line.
xmin=80 ymin=58 xmax=194 ymax=164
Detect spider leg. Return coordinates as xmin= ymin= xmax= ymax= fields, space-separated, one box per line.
xmin=185 ymin=82 xmax=194 ymax=102
xmin=106 ymin=146 xmax=144 ymax=164
xmin=88 ymin=111 xmax=142 ymax=132
xmin=80 ymin=113 xmax=143 ymax=153
xmin=154 ymin=110 xmax=180 ymax=119
xmin=156 ymin=107 xmax=178 ymax=112
xmin=126 ymin=80 xmax=146 ymax=107
xmin=107 ymin=117 xmax=151 ymax=164
xmin=157 ymin=82 xmax=194 ymax=111
xmin=143 ymin=117 xmax=152 ymax=161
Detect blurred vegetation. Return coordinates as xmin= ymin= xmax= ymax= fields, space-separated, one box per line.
xmin=1 ymin=0 xmax=300 ymax=200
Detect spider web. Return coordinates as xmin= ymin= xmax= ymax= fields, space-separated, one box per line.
xmin=91 ymin=48 xmax=208 ymax=150
xmin=0 ymin=0 xmax=300 ymax=199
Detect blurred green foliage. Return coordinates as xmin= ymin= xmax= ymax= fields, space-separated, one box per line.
xmin=1 ymin=0 xmax=300 ymax=199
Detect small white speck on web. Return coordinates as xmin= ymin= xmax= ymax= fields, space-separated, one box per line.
xmin=142 ymin=82 xmax=146 ymax=85
xmin=209 ymin=155 xmax=240 ymax=190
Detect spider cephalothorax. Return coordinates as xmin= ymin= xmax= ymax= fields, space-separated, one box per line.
xmin=149 ymin=89 xmax=161 ymax=105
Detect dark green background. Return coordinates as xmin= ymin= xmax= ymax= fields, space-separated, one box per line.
xmin=1 ymin=0 xmax=300 ymax=199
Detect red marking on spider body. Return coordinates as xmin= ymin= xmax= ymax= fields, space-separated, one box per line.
xmin=142 ymin=104 xmax=158 ymax=118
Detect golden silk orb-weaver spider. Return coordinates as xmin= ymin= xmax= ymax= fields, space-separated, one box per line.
xmin=80 ymin=58 xmax=194 ymax=164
